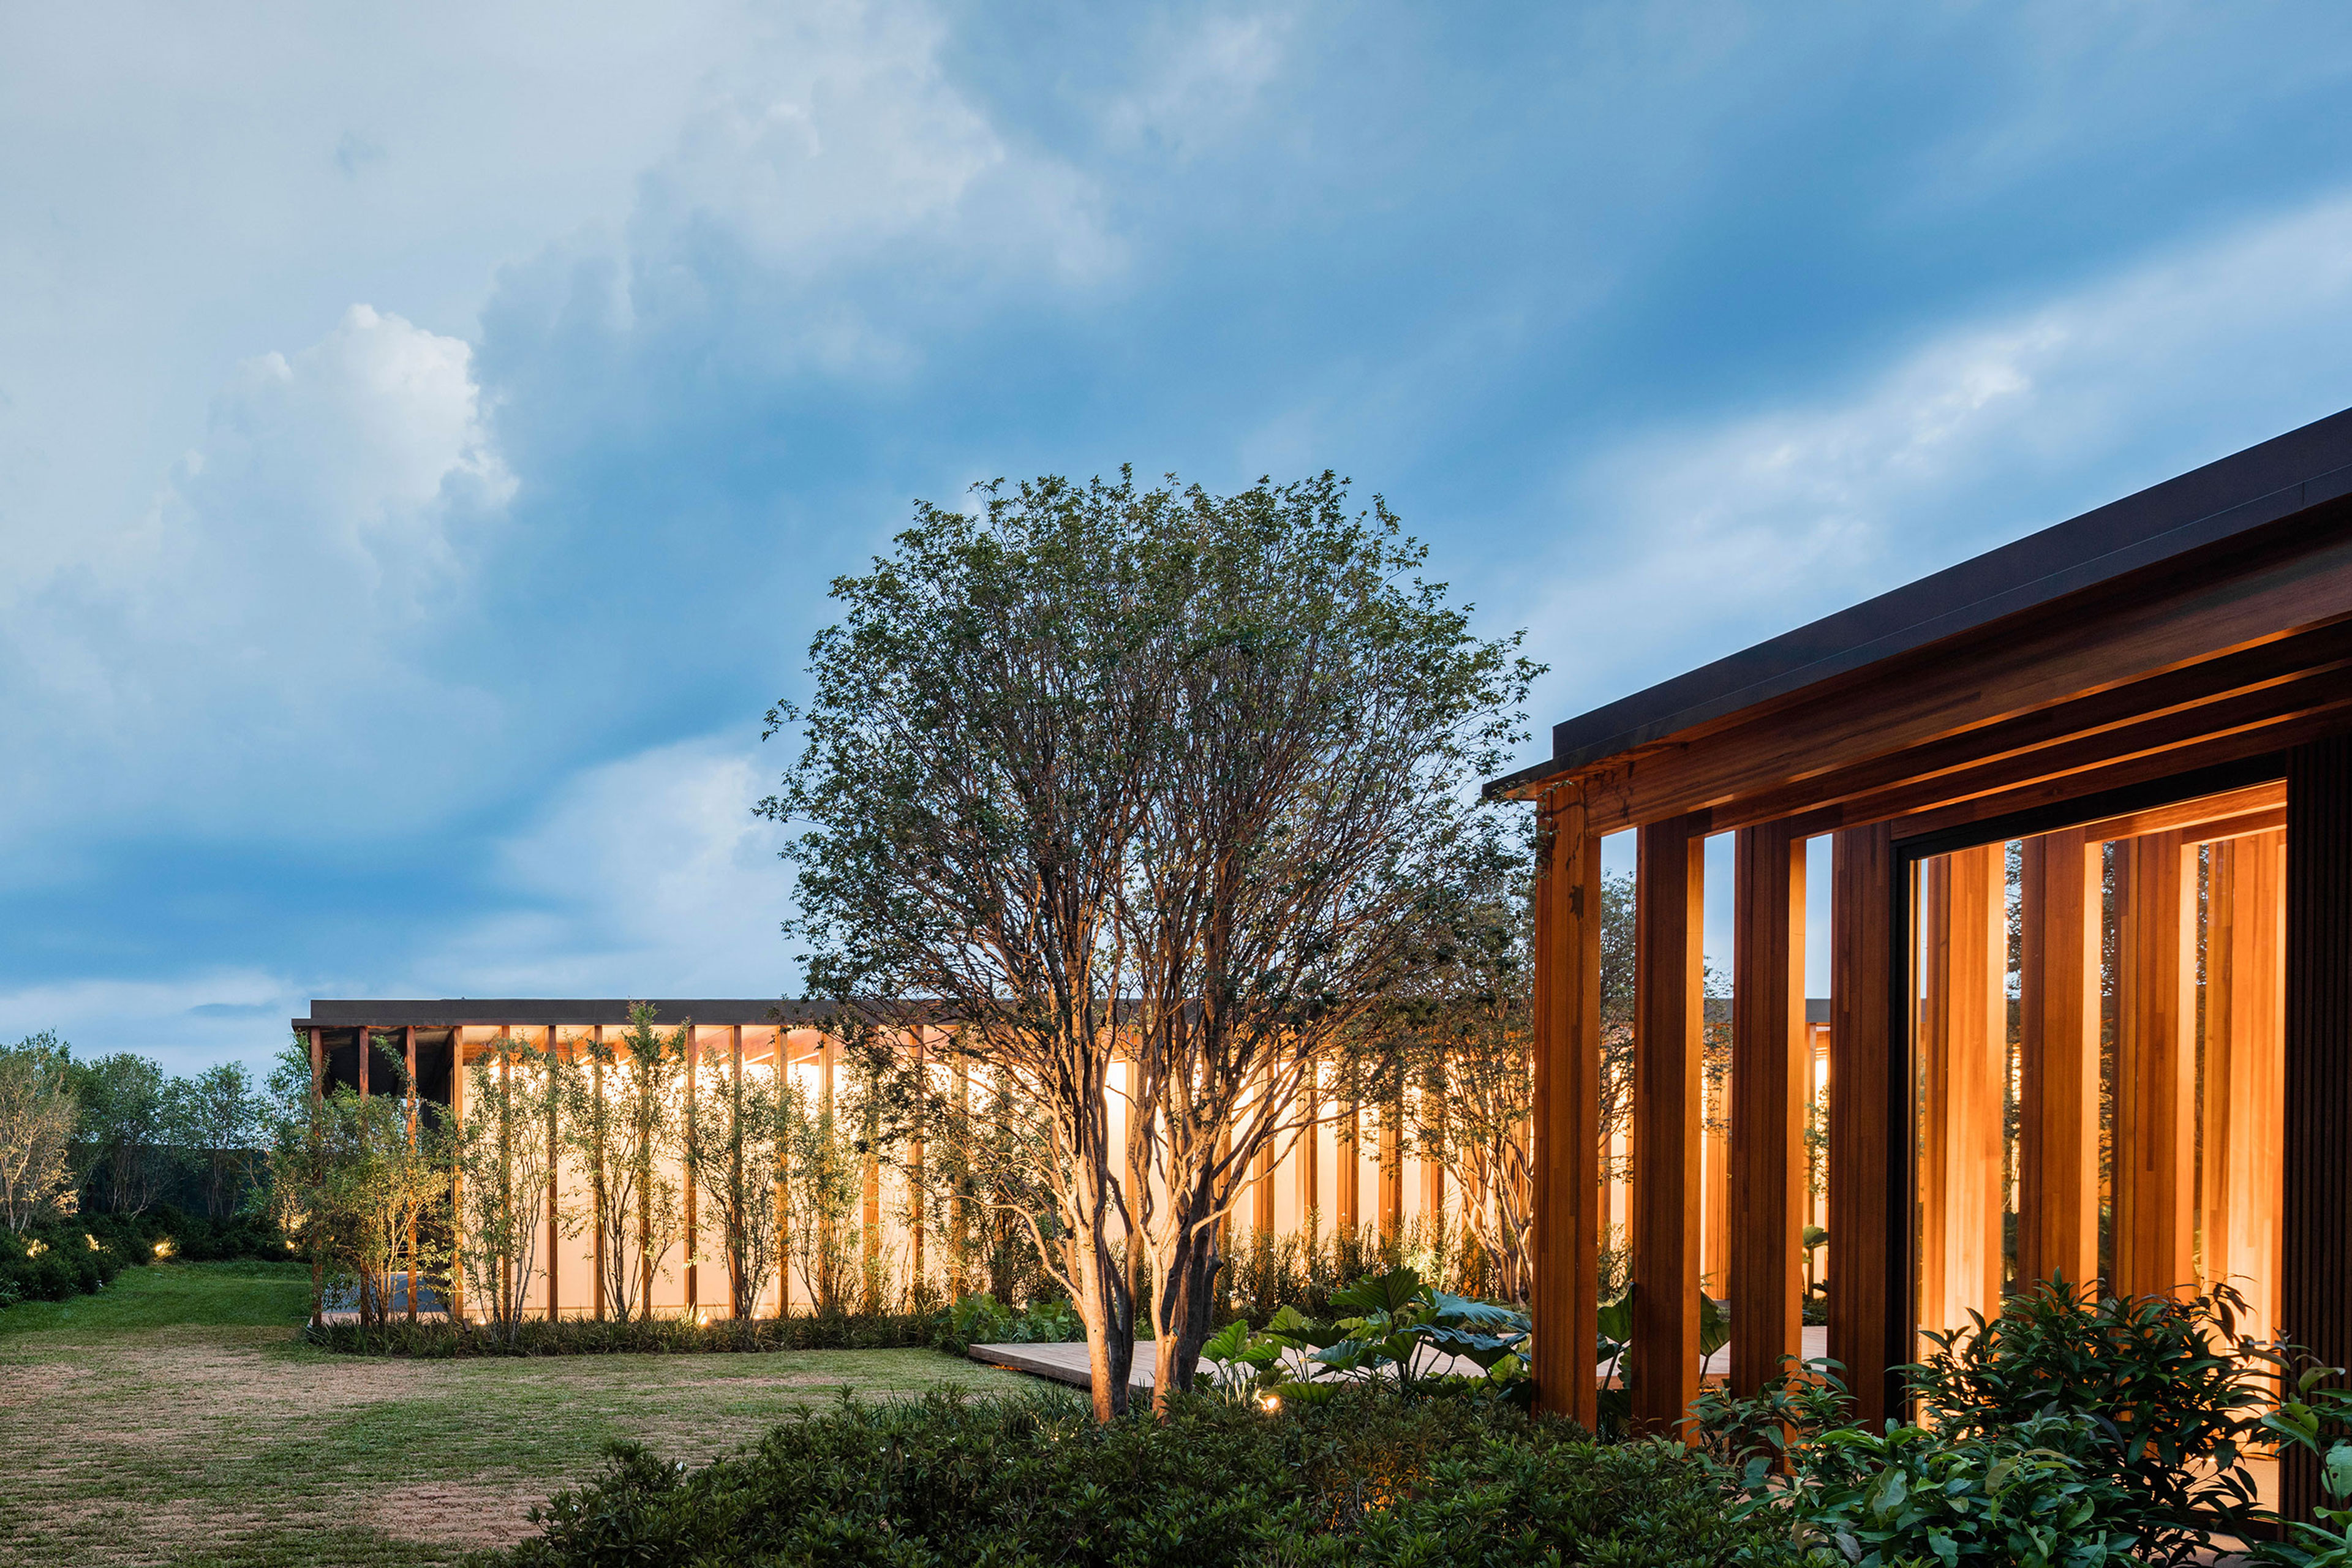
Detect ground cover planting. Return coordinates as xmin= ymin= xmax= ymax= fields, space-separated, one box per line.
xmin=0 ymin=1261 xmax=1032 ymax=1567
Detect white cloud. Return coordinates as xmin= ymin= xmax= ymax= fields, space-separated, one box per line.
xmin=408 ymin=734 xmax=795 ymax=1000
xmin=0 ymin=305 xmax=514 ymax=856
xmin=1102 ymin=10 xmax=1291 ymax=158
xmin=1515 ymin=190 xmax=2352 ymax=718
xmin=0 ymin=970 xmax=304 ymax=1080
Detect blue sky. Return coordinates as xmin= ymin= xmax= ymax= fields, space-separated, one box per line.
xmin=6 ymin=1 xmax=2352 ymax=1077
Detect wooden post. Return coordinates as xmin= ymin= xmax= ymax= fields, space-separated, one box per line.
xmin=1337 ymin=1093 xmax=1360 ymax=1240
xmin=546 ymin=1026 xmax=561 ymax=1322
xmin=2284 ymin=736 xmax=2352 ymax=1521
xmin=1378 ymin=1094 xmax=1404 ymax=1243
xmin=449 ymin=1029 xmax=465 ymax=1323
xmin=910 ymin=1030 xmax=926 ymax=1301
xmin=1253 ymin=1064 xmax=1276 ymax=1236
xmin=2018 ymin=827 xmax=2100 ymax=1292
xmin=1632 ymin=812 xmax=1705 ymax=1435
xmin=592 ymin=1025 xmax=606 ymax=1322
xmin=1297 ymin=1061 xmax=1321 ymax=1244
xmin=1916 ymin=845 xmax=2006 ymax=1335
xmin=405 ymin=1025 xmax=418 ymax=1322
xmin=819 ymin=1036 xmax=837 ymax=1306
xmin=2209 ymin=831 xmax=2285 ymax=1342
xmin=1830 ymin=822 xmax=1907 ymax=1427
xmin=949 ymin=1054 xmax=970 ymax=1300
xmin=1421 ymin=1088 xmax=1446 ymax=1256
xmin=1531 ymin=793 xmax=1603 ymax=1428
xmin=1702 ymin=1062 xmax=1727 ymax=1300
xmin=684 ymin=1023 xmax=699 ymax=1317
xmin=358 ymin=1025 xmax=370 ymax=1098
xmin=1730 ymin=821 xmax=1806 ymax=1396
xmin=785 ymin=1030 xmax=804 ymax=1316
xmin=309 ymin=1027 xmax=323 ymax=1098
xmin=729 ymin=1024 xmax=745 ymax=1317
xmin=2114 ymin=831 xmax=2196 ymax=1300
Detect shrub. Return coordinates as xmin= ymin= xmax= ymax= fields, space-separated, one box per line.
xmin=305 ymin=1307 xmax=960 ymax=1357
xmin=497 ymin=1386 xmax=1801 ymax=1567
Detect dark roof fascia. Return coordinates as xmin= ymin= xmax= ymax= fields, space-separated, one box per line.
xmin=1489 ymin=406 xmax=2352 ymax=798
xmin=293 ymin=999 xmax=846 ymax=1030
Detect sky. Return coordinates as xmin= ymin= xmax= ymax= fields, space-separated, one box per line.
xmin=6 ymin=1 xmax=2352 ymax=1078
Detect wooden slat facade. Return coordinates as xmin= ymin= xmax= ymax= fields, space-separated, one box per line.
xmin=1494 ymin=407 xmax=2352 ymax=1513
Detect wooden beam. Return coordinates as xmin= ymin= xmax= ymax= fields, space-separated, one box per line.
xmin=1531 ymin=793 xmax=1602 ymax=1427
xmin=1916 ymin=845 xmax=2007 ymax=1336
xmin=1569 ymin=540 xmax=2352 ymax=834
xmin=2113 ymin=831 xmax=2197 ymax=1301
xmin=2017 ymin=828 xmax=2100 ymax=1292
xmin=2208 ymin=832 xmax=2285 ymax=1344
xmin=1632 ymin=812 xmax=1705 ymax=1436
xmin=2071 ymin=780 xmax=2285 ymax=843
xmin=1829 ymin=822 xmax=1907 ymax=1427
xmin=1730 ymin=821 xmax=1806 ymax=1395
xmin=2283 ymin=734 xmax=2352 ymax=1521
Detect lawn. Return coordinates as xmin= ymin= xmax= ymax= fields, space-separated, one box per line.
xmin=0 ymin=1262 xmax=1035 ymax=1567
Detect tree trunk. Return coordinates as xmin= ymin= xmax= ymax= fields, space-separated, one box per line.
xmin=1071 ymin=1175 xmax=1136 ymax=1420
xmin=1150 ymin=1218 xmax=1223 ymax=1412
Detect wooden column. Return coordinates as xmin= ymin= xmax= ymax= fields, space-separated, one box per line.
xmin=909 ymin=1029 xmax=926 ymax=1300
xmin=2208 ymin=831 xmax=2285 ymax=1341
xmin=684 ymin=1024 xmax=699 ymax=1316
xmin=1378 ymin=1095 xmax=1404 ymax=1242
xmin=2017 ymin=827 xmax=2100 ymax=1292
xmin=1916 ymin=845 xmax=2006 ymax=1335
xmin=729 ymin=1024 xmax=747 ymax=1316
xmin=949 ymin=1053 xmax=969 ymax=1300
xmin=777 ymin=1029 xmax=794 ymax=1317
xmin=358 ymin=1025 xmax=370 ymax=1098
xmin=2114 ymin=831 xmax=2196 ymax=1300
xmin=1632 ymin=812 xmax=1705 ymax=1435
xmin=405 ymin=1026 xmax=418 ymax=1322
xmin=1829 ymin=822 xmax=1907 ymax=1427
xmin=1296 ymin=1062 xmax=1321 ymax=1243
xmin=1730 ymin=820 xmax=1806 ymax=1395
xmin=1531 ymin=791 xmax=1602 ymax=1427
xmin=1420 ymin=1092 xmax=1446 ymax=1249
xmin=1702 ymin=1065 xmax=1728 ymax=1298
xmin=1336 ymin=1094 xmax=1360 ymax=1239
xmin=546 ymin=1026 xmax=562 ymax=1322
xmin=309 ymin=1027 xmax=323 ymax=1098
xmin=591 ymin=1025 xmax=606 ymax=1321
xmin=1253 ymin=1065 xmax=1277 ymax=1235
xmin=449 ymin=1030 xmax=465 ymax=1322
xmin=2285 ymin=737 xmax=2352 ymax=1521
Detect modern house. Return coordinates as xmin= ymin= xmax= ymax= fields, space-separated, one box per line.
xmin=292 ymin=998 xmax=1464 ymax=1321
xmin=1494 ymin=406 xmax=2352 ymax=1514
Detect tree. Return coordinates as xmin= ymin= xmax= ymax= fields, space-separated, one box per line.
xmin=769 ymin=470 xmax=1536 ymax=1418
xmin=70 ymin=1052 xmax=173 ymax=1214
xmin=685 ymin=1030 xmax=786 ymax=1320
xmin=767 ymin=474 xmax=1189 ymax=1418
xmin=0 ymin=1031 xmax=78 ymax=1232
xmin=450 ymin=1034 xmax=557 ymax=1341
xmin=564 ymin=1004 xmax=684 ymax=1323
xmin=175 ymin=1062 xmax=263 ymax=1219
xmin=1114 ymin=475 xmax=1536 ymax=1406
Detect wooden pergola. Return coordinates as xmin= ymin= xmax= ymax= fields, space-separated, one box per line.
xmin=1493 ymin=407 xmax=2352 ymax=1515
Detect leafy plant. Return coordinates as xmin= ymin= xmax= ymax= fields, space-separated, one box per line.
xmin=1200 ymin=1265 xmax=1531 ymax=1406
xmin=1906 ymin=1275 xmax=2268 ymax=1546
xmin=2252 ymin=1363 xmax=2352 ymax=1566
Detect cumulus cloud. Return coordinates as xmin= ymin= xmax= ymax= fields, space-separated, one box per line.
xmin=1516 ymin=191 xmax=2352 ymax=717
xmin=0 ymin=304 xmax=515 ymax=851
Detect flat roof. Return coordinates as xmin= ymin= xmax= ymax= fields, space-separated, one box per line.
xmin=1492 ymin=405 xmax=2352 ymax=795
xmin=294 ymin=999 xmax=838 ymax=1029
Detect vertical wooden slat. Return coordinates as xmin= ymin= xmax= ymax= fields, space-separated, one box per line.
xmin=1830 ymin=822 xmax=1906 ymax=1427
xmin=1379 ymin=1096 xmax=1404 ymax=1242
xmin=2283 ymin=738 xmax=2352 ymax=1521
xmin=1420 ymin=1093 xmax=1446 ymax=1248
xmin=592 ymin=1025 xmax=606 ymax=1322
xmin=2213 ymin=831 xmax=2285 ymax=1341
xmin=684 ymin=1023 xmax=699 ymax=1317
xmin=1297 ymin=1061 xmax=1321 ymax=1244
xmin=1702 ymin=1066 xmax=1728 ymax=1299
xmin=950 ymin=1052 xmax=970 ymax=1301
xmin=405 ymin=1025 xmax=418 ymax=1322
xmin=2018 ymin=828 xmax=2100 ymax=1292
xmin=358 ymin=1025 xmax=370 ymax=1098
xmin=1254 ymin=1065 xmax=1277 ymax=1235
xmin=309 ymin=1027 xmax=323 ymax=1098
xmin=450 ymin=1028 xmax=465 ymax=1323
xmin=1632 ymin=812 xmax=1705 ymax=1436
xmin=546 ymin=1026 xmax=561 ymax=1322
xmin=909 ymin=1029 xmax=926 ymax=1300
xmin=2114 ymin=831 xmax=2196 ymax=1300
xmin=730 ymin=1023 xmax=747 ymax=1316
xmin=1337 ymin=1094 xmax=1360 ymax=1238
xmin=777 ymin=1028 xmax=794 ymax=1317
xmin=1531 ymin=792 xmax=1602 ymax=1428
xmin=1918 ymin=845 xmax=2006 ymax=1335
xmin=1730 ymin=821 xmax=1806 ymax=1395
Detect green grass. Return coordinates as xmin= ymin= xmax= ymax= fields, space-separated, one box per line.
xmin=0 ymin=1261 xmax=1035 ymax=1566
